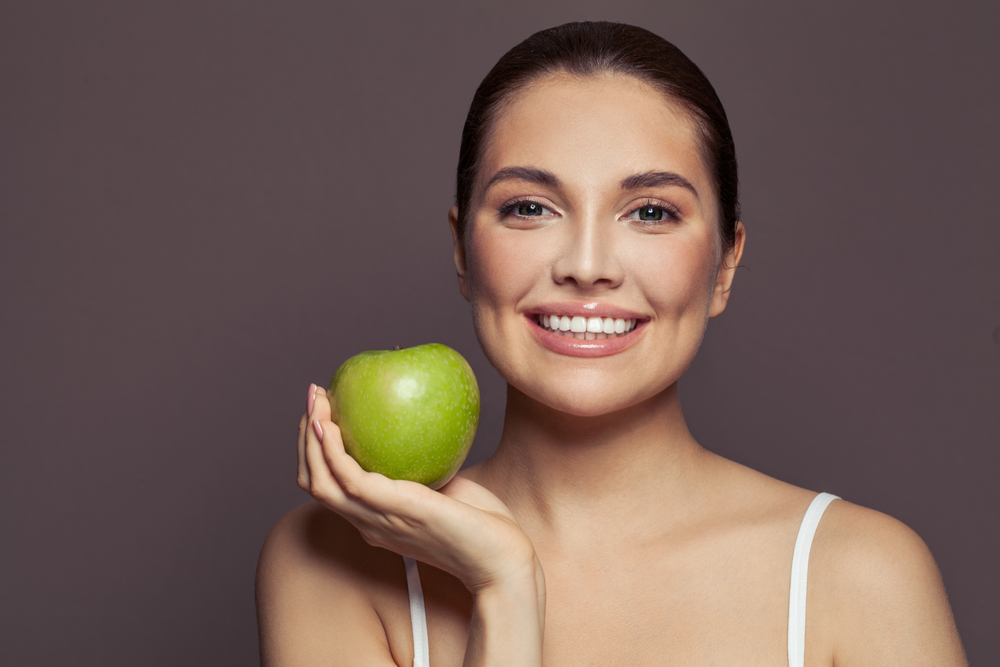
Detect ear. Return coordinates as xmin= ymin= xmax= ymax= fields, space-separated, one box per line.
xmin=449 ymin=206 xmax=471 ymax=302
xmin=708 ymin=221 xmax=745 ymax=318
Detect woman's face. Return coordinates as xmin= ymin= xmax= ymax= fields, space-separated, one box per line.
xmin=451 ymin=72 xmax=743 ymax=417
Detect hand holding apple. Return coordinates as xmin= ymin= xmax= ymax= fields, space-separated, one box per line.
xmin=327 ymin=343 xmax=480 ymax=489
xmin=298 ymin=380 xmax=540 ymax=599
xmin=299 ymin=344 xmax=538 ymax=592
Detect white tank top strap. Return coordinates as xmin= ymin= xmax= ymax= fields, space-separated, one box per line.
xmin=404 ymin=556 xmax=430 ymax=667
xmin=403 ymin=492 xmax=840 ymax=667
xmin=788 ymin=492 xmax=840 ymax=667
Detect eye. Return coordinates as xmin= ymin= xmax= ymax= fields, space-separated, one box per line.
xmin=498 ymin=199 xmax=555 ymax=219
xmin=635 ymin=205 xmax=664 ymax=221
xmin=624 ymin=200 xmax=680 ymax=225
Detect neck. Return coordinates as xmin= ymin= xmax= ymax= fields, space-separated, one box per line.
xmin=474 ymin=382 xmax=709 ymax=544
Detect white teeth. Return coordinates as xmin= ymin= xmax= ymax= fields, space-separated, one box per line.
xmin=540 ymin=313 xmax=641 ymax=339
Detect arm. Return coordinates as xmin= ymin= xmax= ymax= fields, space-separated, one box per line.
xmin=256 ymin=504 xmax=402 ymax=666
xmin=463 ymin=554 xmax=545 ymax=666
xmin=258 ymin=384 xmax=545 ymax=666
xmin=811 ymin=502 xmax=968 ymax=666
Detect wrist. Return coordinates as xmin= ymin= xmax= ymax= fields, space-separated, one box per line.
xmin=462 ymin=535 xmax=541 ymax=596
xmin=474 ymin=554 xmax=544 ymax=603
xmin=465 ymin=559 xmax=545 ymax=667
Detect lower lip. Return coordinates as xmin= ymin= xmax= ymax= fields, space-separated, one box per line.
xmin=528 ymin=317 xmax=645 ymax=357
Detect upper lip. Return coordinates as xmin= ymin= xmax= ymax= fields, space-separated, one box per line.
xmin=526 ymin=301 xmax=648 ymax=321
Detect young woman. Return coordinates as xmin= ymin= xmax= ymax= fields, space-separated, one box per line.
xmin=256 ymin=22 xmax=967 ymax=666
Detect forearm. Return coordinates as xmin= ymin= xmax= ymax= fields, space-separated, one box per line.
xmin=463 ymin=558 xmax=545 ymax=667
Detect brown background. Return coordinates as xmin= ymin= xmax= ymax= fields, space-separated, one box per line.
xmin=1 ymin=1 xmax=997 ymax=664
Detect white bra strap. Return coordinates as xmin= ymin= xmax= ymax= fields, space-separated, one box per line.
xmin=404 ymin=556 xmax=430 ymax=667
xmin=788 ymin=492 xmax=839 ymax=667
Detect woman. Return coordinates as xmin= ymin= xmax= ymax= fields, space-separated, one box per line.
xmin=256 ymin=22 xmax=967 ymax=666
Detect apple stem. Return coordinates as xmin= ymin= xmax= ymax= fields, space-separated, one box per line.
xmin=393 ymin=345 xmax=403 ymax=351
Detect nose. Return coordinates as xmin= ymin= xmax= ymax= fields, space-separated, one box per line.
xmin=551 ymin=211 xmax=624 ymax=290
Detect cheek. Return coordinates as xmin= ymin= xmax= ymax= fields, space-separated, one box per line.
xmin=466 ymin=227 xmax=542 ymax=310
xmin=464 ymin=227 xmax=544 ymax=378
xmin=628 ymin=234 xmax=720 ymax=316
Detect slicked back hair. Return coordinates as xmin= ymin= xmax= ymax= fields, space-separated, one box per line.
xmin=456 ymin=21 xmax=740 ymax=254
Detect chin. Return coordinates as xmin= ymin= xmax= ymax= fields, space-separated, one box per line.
xmin=515 ymin=375 xmax=666 ymax=419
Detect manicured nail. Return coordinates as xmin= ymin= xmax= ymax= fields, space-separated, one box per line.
xmin=307 ymin=383 xmax=317 ymax=416
xmin=312 ymin=419 xmax=324 ymax=442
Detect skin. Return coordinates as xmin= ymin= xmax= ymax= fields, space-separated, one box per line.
xmin=256 ymin=73 xmax=968 ymax=666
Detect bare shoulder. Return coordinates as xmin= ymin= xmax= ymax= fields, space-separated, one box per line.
xmin=256 ymin=501 xmax=410 ymax=666
xmin=807 ymin=499 xmax=968 ymax=667
xmin=812 ymin=500 xmax=937 ymax=583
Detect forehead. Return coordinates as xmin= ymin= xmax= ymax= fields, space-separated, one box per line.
xmin=480 ymin=72 xmax=711 ymax=199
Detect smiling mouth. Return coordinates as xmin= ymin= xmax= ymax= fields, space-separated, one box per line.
xmin=535 ymin=314 xmax=641 ymax=340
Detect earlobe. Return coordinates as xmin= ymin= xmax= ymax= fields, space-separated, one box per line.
xmin=708 ymin=221 xmax=745 ymax=318
xmin=449 ymin=206 xmax=471 ymax=302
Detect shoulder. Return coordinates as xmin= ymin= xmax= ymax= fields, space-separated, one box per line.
xmin=257 ymin=500 xmax=399 ymax=589
xmin=810 ymin=499 xmax=948 ymax=611
xmin=256 ymin=501 xmax=410 ymax=666
xmin=812 ymin=499 xmax=936 ymax=585
xmin=807 ymin=499 xmax=968 ymax=666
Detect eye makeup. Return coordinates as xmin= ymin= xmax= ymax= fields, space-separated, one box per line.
xmin=493 ymin=195 xmax=685 ymax=226
xmin=622 ymin=198 xmax=682 ymax=225
xmin=497 ymin=199 xmax=556 ymax=218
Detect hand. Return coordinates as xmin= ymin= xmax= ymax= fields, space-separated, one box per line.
xmin=297 ymin=384 xmax=538 ymax=593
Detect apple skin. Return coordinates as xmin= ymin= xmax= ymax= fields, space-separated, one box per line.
xmin=328 ymin=343 xmax=480 ymax=490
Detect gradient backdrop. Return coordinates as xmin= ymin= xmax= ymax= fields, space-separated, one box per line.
xmin=1 ymin=1 xmax=997 ymax=664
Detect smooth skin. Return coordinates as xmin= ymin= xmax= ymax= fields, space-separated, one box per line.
xmin=256 ymin=73 xmax=967 ymax=666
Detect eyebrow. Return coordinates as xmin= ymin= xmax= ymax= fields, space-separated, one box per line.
xmin=482 ymin=166 xmax=698 ymax=198
xmin=484 ymin=166 xmax=561 ymax=191
xmin=620 ymin=171 xmax=699 ymax=198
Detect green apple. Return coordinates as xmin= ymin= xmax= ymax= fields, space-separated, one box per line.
xmin=328 ymin=343 xmax=480 ymax=490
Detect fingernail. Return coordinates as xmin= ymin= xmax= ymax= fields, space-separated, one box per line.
xmin=307 ymin=383 xmax=316 ymax=416
xmin=312 ymin=419 xmax=324 ymax=442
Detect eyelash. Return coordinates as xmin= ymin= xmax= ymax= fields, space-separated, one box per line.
xmin=497 ymin=199 xmax=554 ymax=219
xmin=496 ymin=197 xmax=682 ymax=224
xmin=625 ymin=199 xmax=681 ymax=225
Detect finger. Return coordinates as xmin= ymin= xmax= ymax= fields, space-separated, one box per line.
xmin=304 ymin=416 xmax=357 ymax=512
xmin=311 ymin=384 xmax=333 ymax=422
xmin=297 ymin=384 xmax=317 ymax=490
xmin=305 ymin=389 xmax=375 ymax=503
xmin=307 ymin=419 xmax=406 ymax=536
xmin=297 ymin=411 xmax=309 ymax=490
xmin=312 ymin=418 xmax=452 ymax=532
xmin=315 ymin=424 xmax=408 ymax=506
xmin=311 ymin=417 xmax=372 ymax=506
xmin=301 ymin=383 xmax=334 ymax=490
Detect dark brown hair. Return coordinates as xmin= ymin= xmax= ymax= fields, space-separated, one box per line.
xmin=456 ymin=21 xmax=740 ymax=253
